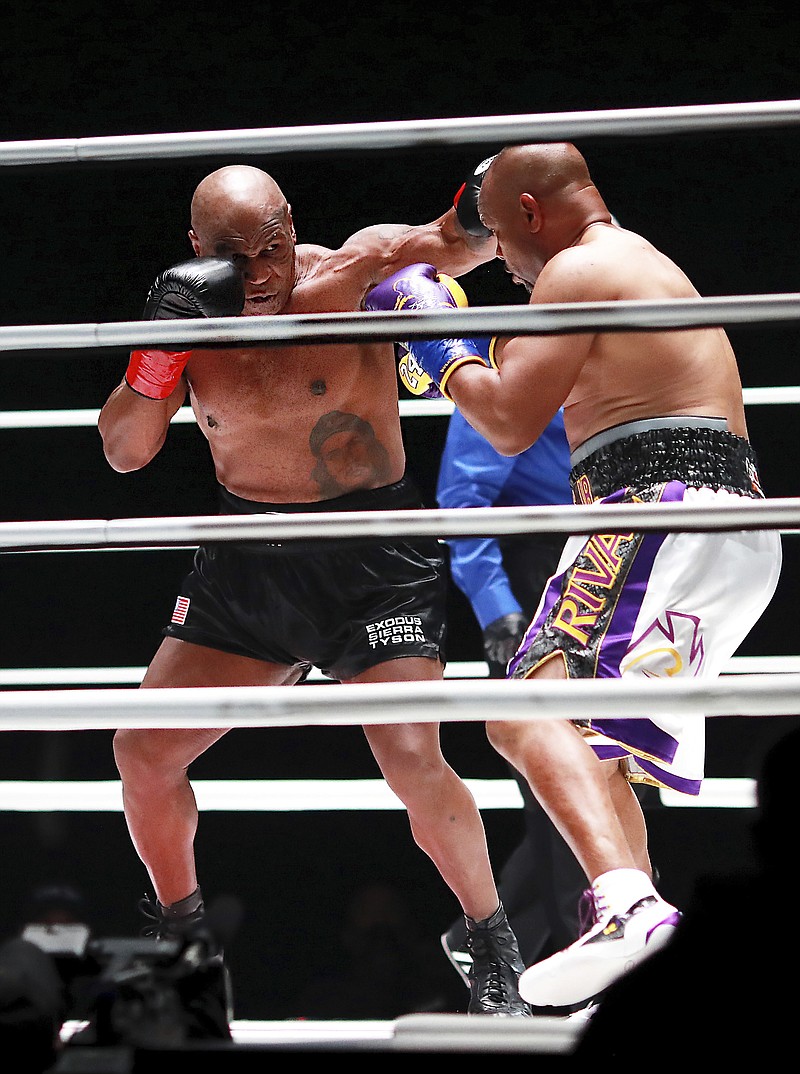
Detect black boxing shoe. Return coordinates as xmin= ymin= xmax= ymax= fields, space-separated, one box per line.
xmin=137 ymin=892 xmax=234 ymax=1036
xmin=138 ymin=893 xmax=207 ymax=941
xmin=464 ymin=903 xmax=533 ymax=1017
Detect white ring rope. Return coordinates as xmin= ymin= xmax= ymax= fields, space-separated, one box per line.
xmin=0 ymin=777 xmax=755 ymax=813
xmin=1 ymin=674 xmax=799 ymax=731
xmin=0 ymin=499 xmax=798 ymax=554
xmin=3 ymin=384 xmax=798 ymax=430
xmin=3 ymin=99 xmax=800 ymax=166
xmin=3 ymin=294 xmax=800 ymax=353
xmin=0 ymin=778 xmax=527 ymax=813
xmin=2 ymin=655 xmax=796 ymax=688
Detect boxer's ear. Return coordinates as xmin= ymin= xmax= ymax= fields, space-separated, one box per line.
xmin=520 ymin=193 xmax=542 ymax=234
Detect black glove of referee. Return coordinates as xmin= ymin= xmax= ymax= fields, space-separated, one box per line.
xmin=482 ymin=612 xmax=529 ymax=678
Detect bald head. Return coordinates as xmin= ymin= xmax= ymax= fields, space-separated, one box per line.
xmin=478 ymin=143 xmax=610 ymax=286
xmin=188 ymin=164 xmax=297 ymax=316
xmin=190 ymin=165 xmax=289 ymax=237
xmin=481 ymin=143 xmax=595 ymax=215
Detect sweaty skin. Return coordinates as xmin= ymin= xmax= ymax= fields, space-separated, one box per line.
xmin=440 ymin=142 xmax=753 ymax=885
xmin=460 ymin=142 xmax=748 ymax=457
xmin=100 ymin=165 xmax=491 ymax=502
xmin=98 ymin=166 xmax=510 ymax=935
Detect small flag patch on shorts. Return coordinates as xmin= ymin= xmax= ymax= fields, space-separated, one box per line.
xmin=171 ymin=596 xmax=190 ymax=625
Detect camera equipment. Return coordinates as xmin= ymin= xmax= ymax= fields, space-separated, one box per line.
xmin=2 ymin=896 xmax=241 ymax=1067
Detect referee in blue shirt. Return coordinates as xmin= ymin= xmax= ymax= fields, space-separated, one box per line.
xmin=436 ymin=405 xmax=588 ymax=1001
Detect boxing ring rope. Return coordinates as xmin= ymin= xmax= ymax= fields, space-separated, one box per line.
xmin=3 ymin=293 xmax=800 ymax=354
xmin=0 ymin=388 xmax=797 ymax=432
xmin=3 ymin=98 xmax=800 ymax=166
xmin=0 ymin=776 xmax=759 ymax=814
xmin=5 ymin=384 xmax=800 ymax=430
xmin=2 ymin=654 xmax=797 ymax=688
xmin=1 ymin=497 xmax=798 ymax=555
xmin=2 ymin=673 xmax=800 ymax=732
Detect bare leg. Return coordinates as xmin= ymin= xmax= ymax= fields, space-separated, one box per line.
xmin=604 ymin=760 xmax=652 ymax=876
xmin=485 ymin=655 xmax=640 ymax=883
xmin=493 ymin=660 xmax=678 ymax=1008
xmin=113 ymin=637 xmax=302 ymax=906
xmin=356 ymin=657 xmax=500 ymax=922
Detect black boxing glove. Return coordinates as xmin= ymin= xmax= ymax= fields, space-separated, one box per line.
xmin=483 ymin=611 xmax=529 ymax=677
xmin=453 ymin=155 xmax=497 ymax=238
xmin=125 ymin=257 xmax=244 ymax=399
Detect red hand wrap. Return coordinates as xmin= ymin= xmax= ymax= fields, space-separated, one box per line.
xmin=125 ymin=348 xmax=193 ymax=400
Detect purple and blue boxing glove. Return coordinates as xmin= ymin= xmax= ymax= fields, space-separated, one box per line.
xmin=365 ymin=263 xmax=495 ymax=401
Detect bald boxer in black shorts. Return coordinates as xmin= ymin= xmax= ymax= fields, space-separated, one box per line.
xmin=98 ymin=163 xmax=531 ymax=1017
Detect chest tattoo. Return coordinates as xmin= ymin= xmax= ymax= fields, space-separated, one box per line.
xmin=310 ymin=379 xmax=327 ymax=396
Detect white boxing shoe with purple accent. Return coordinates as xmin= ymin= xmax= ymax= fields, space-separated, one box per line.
xmin=518 ymin=895 xmax=680 ymax=1009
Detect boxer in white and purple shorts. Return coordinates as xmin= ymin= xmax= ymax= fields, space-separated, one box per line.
xmin=508 ymin=416 xmax=782 ymax=796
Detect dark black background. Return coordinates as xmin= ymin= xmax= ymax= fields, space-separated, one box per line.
xmin=1 ymin=0 xmax=799 ymax=1019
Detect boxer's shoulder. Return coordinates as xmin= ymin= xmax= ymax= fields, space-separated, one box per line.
xmin=290 ymin=239 xmax=395 ymax=311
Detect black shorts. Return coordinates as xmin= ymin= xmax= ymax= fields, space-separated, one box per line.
xmin=162 ymin=475 xmax=447 ymax=681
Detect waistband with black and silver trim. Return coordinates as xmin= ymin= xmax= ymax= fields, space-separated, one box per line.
xmin=568 ymin=417 xmax=764 ymax=503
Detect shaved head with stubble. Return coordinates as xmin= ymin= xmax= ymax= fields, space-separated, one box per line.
xmin=188 ymin=164 xmax=297 ymax=316
xmin=189 ymin=165 xmax=291 ymax=240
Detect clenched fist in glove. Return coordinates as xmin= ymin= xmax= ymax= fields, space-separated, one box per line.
xmin=365 ymin=263 xmax=489 ymax=400
xmin=453 ymin=154 xmax=497 ymax=238
xmin=125 ymin=257 xmax=244 ymax=399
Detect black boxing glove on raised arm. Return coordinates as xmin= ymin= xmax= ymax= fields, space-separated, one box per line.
xmin=125 ymin=257 xmax=245 ymax=399
xmin=453 ymin=155 xmax=497 ymax=238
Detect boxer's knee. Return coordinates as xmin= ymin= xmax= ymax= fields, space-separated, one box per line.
xmin=113 ymin=727 xmax=191 ymax=785
xmin=485 ymin=718 xmax=528 ymax=762
xmin=364 ymin=722 xmax=447 ymax=802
